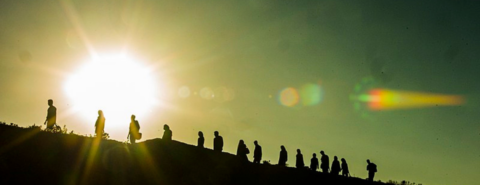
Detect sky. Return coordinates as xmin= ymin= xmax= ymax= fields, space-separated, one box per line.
xmin=1 ymin=0 xmax=479 ymax=184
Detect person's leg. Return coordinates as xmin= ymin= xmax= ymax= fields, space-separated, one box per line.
xmin=368 ymin=172 xmax=374 ymax=181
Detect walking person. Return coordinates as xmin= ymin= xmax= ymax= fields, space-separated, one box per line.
xmin=320 ymin=150 xmax=330 ymax=173
xmin=213 ymin=131 xmax=223 ymax=152
xmin=341 ymin=158 xmax=350 ymax=177
xmin=95 ymin=110 xmax=105 ymax=138
xmin=278 ymin=145 xmax=288 ymax=166
xmin=331 ymin=156 xmax=341 ymax=175
xmin=128 ymin=115 xmax=141 ymax=144
xmin=366 ymin=159 xmax=377 ymax=181
xmin=296 ymin=149 xmax=305 ymax=169
xmin=162 ymin=124 xmax=172 ymax=141
xmin=253 ymin=140 xmax=262 ymax=164
xmin=236 ymin=140 xmax=249 ymax=161
xmin=44 ymin=99 xmax=57 ymax=130
xmin=197 ymin=131 xmax=204 ymax=148
xmin=310 ymin=153 xmax=319 ymax=171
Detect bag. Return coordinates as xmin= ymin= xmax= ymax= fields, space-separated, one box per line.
xmin=246 ymin=148 xmax=250 ymax=154
xmin=372 ymin=163 xmax=377 ymax=172
xmin=135 ymin=132 xmax=142 ymax=140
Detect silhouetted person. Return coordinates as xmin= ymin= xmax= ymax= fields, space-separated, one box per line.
xmin=197 ymin=131 xmax=204 ymax=148
xmin=278 ymin=145 xmax=288 ymax=166
xmin=320 ymin=150 xmax=330 ymax=173
xmin=310 ymin=153 xmax=319 ymax=171
xmin=128 ymin=115 xmax=141 ymax=144
xmin=331 ymin=156 xmax=341 ymax=175
xmin=162 ymin=124 xmax=172 ymax=141
xmin=341 ymin=158 xmax=350 ymax=177
xmin=296 ymin=149 xmax=305 ymax=168
xmin=44 ymin=99 xmax=57 ymax=130
xmin=253 ymin=140 xmax=262 ymax=164
xmin=236 ymin=140 xmax=249 ymax=161
xmin=213 ymin=131 xmax=223 ymax=152
xmin=95 ymin=110 xmax=105 ymax=138
xmin=366 ymin=159 xmax=377 ymax=181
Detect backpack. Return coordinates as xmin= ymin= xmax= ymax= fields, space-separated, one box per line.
xmin=245 ymin=148 xmax=250 ymax=154
xmin=371 ymin=163 xmax=377 ymax=172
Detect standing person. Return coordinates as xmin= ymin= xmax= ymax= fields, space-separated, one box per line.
xmin=341 ymin=158 xmax=350 ymax=177
xmin=296 ymin=149 xmax=305 ymax=169
xmin=366 ymin=159 xmax=377 ymax=181
xmin=95 ymin=110 xmax=105 ymax=138
xmin=162 ymin=124 xmax=172 ymax=141
xmin=44 ymin=99 xmax=57 ymax=130
xmin=320 ymin=150 xmax=330 ymax=173
xmin=128 ymin=115 xmax=141 ymax=144
xmin=253 ymin=140 xmax=262 ymax=164
xmin=213 ymin=131 xmax=223 ymax=152
xmin=197 ymin=131 xmax=204 ymax=148
xmin=331 ymin=156 xmax=341 ymax=175
xmin=278 ymin=145 xmax=288 ymax=166
xmin=236 ymin=140 xmax=249 ymax=161
xmin=310 ymin=153 xmax=319 ymax=171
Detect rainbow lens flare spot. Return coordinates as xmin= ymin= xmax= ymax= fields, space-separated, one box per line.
xmin=279 ymin=87 xmax=299 ymax=107
xmin=358 ymin=89 xmax=464 ymax=110
xmin=300 ymin=83 xmax=323 ymax=106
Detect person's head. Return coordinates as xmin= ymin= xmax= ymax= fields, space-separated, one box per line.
xmin=254 ymin=140 xmax=258 ymax=145
xmin=367 ymin=159 xmax=371 ymax=164
xmin=334 ymin=156 xmax=338 ymax=160
xmin=341 ymin=158 xmax=346 ymax=162
xmin=164 ymin=124 xmax=169 ymax=130
xmin=313 ymin=153 xmax=317 ymax=157
xmin=297 ymin=149 xmax=301 ymax=154
xmin=48 ymin=99 xmax=53 ymax=106
xmin=214 ymin=131 xmax=219 ymax=137
xmin=131 ymin=114 xmax=136 ymax=120
xmin=281 ymin=145 xmax=285 ymax=150
xmin=320 ymin=150 xmax=325 ymax=155
xmin=239 ymin=140 xmax=244 ymax=144
xmin=98 ymin=110 xmax=103 ymax=116
xmin=198 ymin=131 xmax=203 ymax=137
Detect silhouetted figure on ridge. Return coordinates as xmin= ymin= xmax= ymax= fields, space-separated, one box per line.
xmin=310 ymin=153 xmax=319 ymax=171
xmin=278 ymin=145 xmax=288 ymax=166
xmin=320 ymin=150 xmax=330 ymax=173
xmin=296 ymin=149 xmax=304 ymax=168
xmin=331 ymin=156 xmax=341 ymax=175
xmin=162 ymin=124 xmax=172 ymax=141
xmin=236 ymin=140 xmax=249 ymax=161
xmin=253 ymin=140 xmax=262 ymax=164
xmin=44 ymin=99 xmax=57 ymax=130
xmin=128 ymin=115 xmax=141 ymax=144
xmin=366 ymin=159 xmax=377 ymax=181
xmin=341 ymin=158 xmax=350 ymax=177
xmin=213 ymin=131 xmax=223 ymax=152
xmin=95 ymin=110 xmax=105 ymax=138
xmin=197 ymin=131 xmax=204 ymax=148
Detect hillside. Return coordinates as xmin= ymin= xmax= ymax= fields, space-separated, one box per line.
xmin=0 ymin=124 xmax=386 ymax=185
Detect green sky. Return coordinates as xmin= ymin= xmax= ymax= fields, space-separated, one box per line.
xmin=1 ymin=0 xmax=479 ymax=184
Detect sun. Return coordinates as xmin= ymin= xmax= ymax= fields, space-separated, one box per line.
xmin=65 ymin=54 xmax=158 ymax=127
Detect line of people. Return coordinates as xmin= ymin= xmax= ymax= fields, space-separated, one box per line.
xmin=45 ymin=99 xmax=378 ymax=181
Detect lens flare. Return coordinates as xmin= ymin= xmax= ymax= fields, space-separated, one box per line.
xmin=357 ymin=89 xmax=464 ymax=110
xmin=279 ymin=87 xmax=299 ymax=107
xmin=300 ymin=83 xmax=323 ymax=106
xmin=178 ymin=86 xmax=191 ymax=98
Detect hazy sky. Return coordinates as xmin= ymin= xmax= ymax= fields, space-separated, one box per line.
xmin=1 ymin=1 xmax=479 ymax=184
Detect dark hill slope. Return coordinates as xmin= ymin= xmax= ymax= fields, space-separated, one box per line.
xmin=0 ymin=125 xmax=385 ymax=185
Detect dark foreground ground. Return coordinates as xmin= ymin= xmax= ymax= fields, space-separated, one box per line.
xmin=0 ymin=125 xmax=386 ymax=185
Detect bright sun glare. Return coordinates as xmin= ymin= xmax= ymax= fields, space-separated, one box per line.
xmin=65 ymin=54 xmax=157 ymax=126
